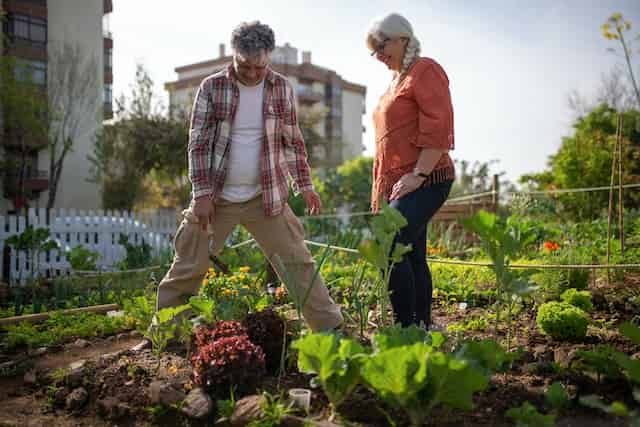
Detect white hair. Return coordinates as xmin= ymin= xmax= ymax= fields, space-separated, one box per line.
xmin=366 ymin=13 xmax=422 ymax=74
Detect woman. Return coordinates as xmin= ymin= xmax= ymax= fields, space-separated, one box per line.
xmin=366 ymin=13 xmax=455 ymax=328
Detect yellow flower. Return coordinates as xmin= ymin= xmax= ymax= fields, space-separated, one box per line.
xmin=201 ymin=279 xmax=208 ymax=286
xmin=611 ymin=12 xmax=622 ymax=22
xmin=168 ymin=365 xmax=178 ymax=376
xmin=239 ymin=266 xmax=250 ymax=273
xmin=238 ymin=273 xmax=247 ymax=281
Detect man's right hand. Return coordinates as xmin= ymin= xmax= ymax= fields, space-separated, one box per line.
xmin=193 ymin=196 xmax=214 ymax=231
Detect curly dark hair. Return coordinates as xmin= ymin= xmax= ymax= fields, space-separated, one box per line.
xmin=230 ymin=21 xmax=275 ymax=56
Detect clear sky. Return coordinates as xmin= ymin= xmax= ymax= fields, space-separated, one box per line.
xmin=109 ymin=0 xmax=640 ymax=183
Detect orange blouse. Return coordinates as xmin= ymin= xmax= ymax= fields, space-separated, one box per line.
xmin=371 ymin=57 xmax=455 ymax=211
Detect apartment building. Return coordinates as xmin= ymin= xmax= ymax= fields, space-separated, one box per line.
xmin=0 ymin=0 xmax=113 ymax=214
xmin=165 ymin=43 xmax=366 ymax=169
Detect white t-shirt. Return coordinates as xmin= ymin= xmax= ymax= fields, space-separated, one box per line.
xmin=221 ymin=80 xmax=265 ymax=203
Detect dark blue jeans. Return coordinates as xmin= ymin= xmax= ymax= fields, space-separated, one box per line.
xmin=388 ymin=180 xmax=453 ymax=328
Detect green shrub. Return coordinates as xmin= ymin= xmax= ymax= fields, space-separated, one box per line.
xmin=536 ymin=302 xmax=589 ymax=341
xmin=67 ymin=245 xmax=100 ymax=271
xmin=560 ymin=289 xmax=593 ymax=312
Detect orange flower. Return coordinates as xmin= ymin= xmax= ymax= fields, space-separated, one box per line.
xmin=543 ymin=241 xmax=560 ymax=252
xmin=275 ymin=286 xmax=287 ymax=300
xmin=427 ymin=246 xmax=442 ymax=256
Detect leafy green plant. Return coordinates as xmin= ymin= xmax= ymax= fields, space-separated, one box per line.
xmin=358 ymin=202 xmax=411 ymax=326
xmin=3 ymin=312 xmax=129 ymax=349
xmin=292 ymin=332 xmax=368 ymax=413
xmin=146 ymin=305 xmax=189 ymax=368
xmin=580 ymin=391 xmax=640 ymax=424
xmin=6 ymin=226 xmax=60 ymax=312
xmin=117 ymin=234 xmax=152 ymax=270
xmin=216 ymin=387 xmax=236 ymax=420
xmin=123 ymin=295 xmax=156 ymax=334
xmin=545 ymin=382 xmax=569 ymax=413
xmin=575 ymin=345 xmax=623 ymax=383
xmin=506 ymin=401 xmax=556 ymax=427
xmin=460 ymin=211 xmax=538 ymax=349
xmin=373 ymin=324 xmax=445 ymax=352
xmin=189 ymin=296 xmax=216 ymax=324
xmin=454 ymin=339 xmax=514 ymax=379
xmin=248 ymin=392 xmax=295 ymax=427
xmin=360 ymin=342 xmax=488 ymax=426
xmin=67 ymin=245 xmax=100 ymax=271
xmin=536 ymin=301 xmax=588 ymax=341
xmin=560 ymin=289 xmax=593 ymax=312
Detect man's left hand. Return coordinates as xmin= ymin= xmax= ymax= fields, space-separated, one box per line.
xmin=302 ymin=190 xmax=322 ymax=215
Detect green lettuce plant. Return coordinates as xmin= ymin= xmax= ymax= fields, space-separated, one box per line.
xmin=292 ymin=332 xmax=368 ymax=414
xmin=536 ymin=301 xmax=588 ymax=342
xmin=506 ymin=401 xmax=556 ymax=427
xmin=360 ymin=342 xmax=488 ymax=427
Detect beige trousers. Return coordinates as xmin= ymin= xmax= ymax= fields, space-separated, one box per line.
xmin=156 ymin=195 xmax=343 ymax=332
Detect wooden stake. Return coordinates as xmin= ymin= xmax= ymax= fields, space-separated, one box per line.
xmin=607 ymin=115 xmax=621 ymax=285
xmin=618 ymin=115 xmax=624 ymax=256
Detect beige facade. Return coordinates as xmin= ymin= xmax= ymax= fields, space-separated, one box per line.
xmin=165 ymin=43 xmax=366 ymax=169
xmin=0 ymin=0 xmax=113 ymax=214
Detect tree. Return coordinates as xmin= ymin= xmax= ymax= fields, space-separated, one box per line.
xmin=89 ymin=65 xmax=189 ymax=211
xmin=0 ymin=56 xmax=49 ymax=213
xmin=520 ymin=105 xmax=640 ymax=220
xmin=46 ymin=42 xmax=100 ymax=208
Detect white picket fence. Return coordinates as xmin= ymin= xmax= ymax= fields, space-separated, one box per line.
xmin=0 ymin=208 xmax=180 ymax=284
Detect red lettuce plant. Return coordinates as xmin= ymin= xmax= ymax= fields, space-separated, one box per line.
xmin=192 ymin=334 xmax=265 ymax=395
xmin=194 ymin=320 xmax=248 ymax=348
xmin=242 ymin=309 xmax=285 ymax=373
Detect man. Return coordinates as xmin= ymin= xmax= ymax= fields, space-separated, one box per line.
xmin=133 ymin=21 xmax=342 ymax=351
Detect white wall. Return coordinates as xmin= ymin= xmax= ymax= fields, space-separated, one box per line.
xmin=341 ymin=89 xmax=365 ymax=161
xmin=42 ymin=0 xmax=103 ymax=209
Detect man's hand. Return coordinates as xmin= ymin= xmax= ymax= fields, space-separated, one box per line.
xmin=302 ymin=190 xmax=322 ymax=215
xmin=389 ymin=174 xmax=425 ymax=201
xmin=193 ymin=196 xmax=214 ymax=231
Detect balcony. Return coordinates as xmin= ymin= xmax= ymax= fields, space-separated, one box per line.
xmin=104 ymin=102 xmax=113 ymax=120
xmin=2 ymin=132 xmax=49 ymax=151
xmin=3 ymin=169 xmax=49 ymax=196
xmin=104 ymin=0 xmax=113 ymax=14
xmin=297 ymin=87 xmax=324 ymax=104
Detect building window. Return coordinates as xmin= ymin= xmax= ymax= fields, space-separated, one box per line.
xmin=7 ymin=14 xmax=47 ymax=44
xmin=103 ymin=84 xmax=113 ymax=105
xmin=104 ymin=47 xmax=113 ymax=71
xmin=14 ymin=60 xmax=47 ymax=85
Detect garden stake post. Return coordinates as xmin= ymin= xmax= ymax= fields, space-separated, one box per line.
xmin=606 ymin=114 xmax=620 ymax=286
xmin=618 ymin=115 xmax=624 ymax=256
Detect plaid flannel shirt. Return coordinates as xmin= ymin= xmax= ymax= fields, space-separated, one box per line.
xmin=188 ymin=64 xmax=314 ymax=216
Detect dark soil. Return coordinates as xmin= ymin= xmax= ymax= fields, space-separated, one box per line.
xmin=0 ymin=274 xmax=638 ymax=426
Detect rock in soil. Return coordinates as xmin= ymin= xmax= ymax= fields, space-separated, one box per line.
xmin=67 ymin=360 xmax=87 ymax=388
xmin=181 ymin=387 xmax=214 ymax=419
xmin=66 ymin=387 xmax=88 ymax=411
xmin=149 ymin=380 xmax=186 ymax=406
xmin=28 ymin=347 xmax=48 ymax=357
xmin=230 ymin=394 xmax=265 ymax=426
xmin=23 ymin=369 xmax=38 ymax=387
xmin=71 ymin=339 xmax=91 ymax=349
xmin=97 ymin=397 xmax=130 ymax=420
